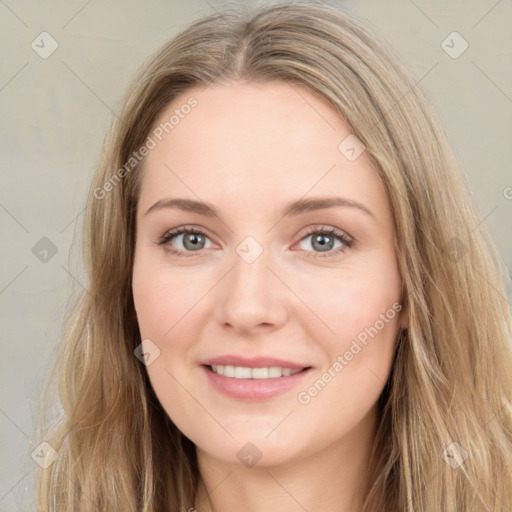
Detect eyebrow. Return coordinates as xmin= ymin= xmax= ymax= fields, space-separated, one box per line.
xmin=144 ymin=196 xmax=375 ymax=219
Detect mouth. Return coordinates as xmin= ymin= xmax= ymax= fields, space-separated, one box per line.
xmin=200 ymin=364 xmax=313 ymax=401
xmin=204 ymin=364 xmax=311 ymax=379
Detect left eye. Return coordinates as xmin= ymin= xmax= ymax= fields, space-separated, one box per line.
xmin=293 ymin=227 xmax=353 ymax=258
xmin=296 ymin=230 xmax=347 ymax=253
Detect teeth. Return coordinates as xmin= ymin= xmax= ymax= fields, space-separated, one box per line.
xmin=210 ymin=365 xmax=303 ymax=379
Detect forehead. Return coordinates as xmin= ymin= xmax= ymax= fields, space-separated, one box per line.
xmin=137 ymin=80 xmax=390 ymax=225
xmin=148 ymin=80 xmax=343 ymax=164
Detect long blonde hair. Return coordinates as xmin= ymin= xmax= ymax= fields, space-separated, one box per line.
xmin=34 ymin=1 xmax=512 ymax=510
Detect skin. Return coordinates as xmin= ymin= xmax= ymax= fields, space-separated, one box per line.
xmin=132 ymin=80 xmax=408 ymax=512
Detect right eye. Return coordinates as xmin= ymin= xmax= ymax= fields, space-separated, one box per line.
xmin=157 ymin=226 xmax=214 ymax=257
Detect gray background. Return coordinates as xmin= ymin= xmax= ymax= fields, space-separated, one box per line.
xmin=1 ymin=0 xmax=511 ymax=510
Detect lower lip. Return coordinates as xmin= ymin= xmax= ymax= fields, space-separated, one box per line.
xmin=201 ymin=365 xmax=312 ymax=401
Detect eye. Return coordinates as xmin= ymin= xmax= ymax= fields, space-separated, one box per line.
xmin=157 ymin=226 xmax=213 ymax=257
xmin=294 ymin=225 xmax=353 ymax=258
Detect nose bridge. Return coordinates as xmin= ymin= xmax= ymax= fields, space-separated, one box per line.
xmin=216 ymin=237 xmax=287 ymax=330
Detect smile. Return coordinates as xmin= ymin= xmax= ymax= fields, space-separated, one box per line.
xmin=210 ymin=364 xmax=303 ymax=379
xmin=202 ymin=364 xmax=312 ymax=400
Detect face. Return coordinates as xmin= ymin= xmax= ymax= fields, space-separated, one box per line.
xmin=132 ymin=80 xmax=408 ymax=468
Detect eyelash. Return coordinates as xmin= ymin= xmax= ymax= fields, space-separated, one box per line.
xmin=156 ymin=225 xmax=353 ymax=259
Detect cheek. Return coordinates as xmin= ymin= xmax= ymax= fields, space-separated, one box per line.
xmin=132 ymin=260 xmax=203 ymax=339
xmin=132 ymin=263 xmax=204 ymax=427
xmin=292 ymin=250 xmax=402 ymax=343
xmin=132 ymin=261 xmax=211 ymax=390
xmin=292 ymin=251 xmax=402 ymax=400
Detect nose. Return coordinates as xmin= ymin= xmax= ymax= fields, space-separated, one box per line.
xmin=215 ymin=246 xmax=289 ymax=335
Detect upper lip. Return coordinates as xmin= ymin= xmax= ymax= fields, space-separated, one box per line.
xmin=201 ymin=355 xmax=310 ymax=370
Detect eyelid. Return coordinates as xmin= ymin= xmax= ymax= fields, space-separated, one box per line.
xmin=296 ymin=224 xmax=353 ymax=243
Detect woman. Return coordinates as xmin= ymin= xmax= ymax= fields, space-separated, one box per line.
xmin=35 ymin=1 xmax=512 ymax=510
